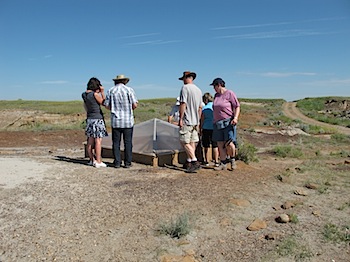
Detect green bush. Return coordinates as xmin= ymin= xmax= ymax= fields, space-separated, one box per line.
xmin=237 ymin=142 xmax=258 ymax=164
xmin=331 ymin=133 xmax=350 ymax=143
xmin=156 ymin=212 xmax=191 ymax=239
xmin=273 ymin=145 xmax=303 ymax=158
xmin=323 ymin=223 xmax=350 ymax=243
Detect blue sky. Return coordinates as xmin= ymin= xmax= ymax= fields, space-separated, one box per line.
xmin=0 ymin=0 xmax=349 ymax=102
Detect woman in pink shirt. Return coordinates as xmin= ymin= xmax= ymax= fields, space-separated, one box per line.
xmin=211 ymin=78 xmax=240 ymax=171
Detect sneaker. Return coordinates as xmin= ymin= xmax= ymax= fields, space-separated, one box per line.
xmin=202 ymin=161 xmax=209 ymax=167
xmin=192 ymin=161 xmax=201 ymax=170
xmin=183 ymin=162 xmax=191 ymax=169
xmin=214 ymin=162 xmax=220 ymax=167
xmin=185 ymin=163 xmax=197 ymax=173
xmin=87 ymin=160 xmax=95 ymax=166
xmin=94 ymin=162 xmax=107 ymax=168
xmin=230 ymin=160 xmax=237 ymax=170
xmin=214 ymin=163 xmax=227 ymax=171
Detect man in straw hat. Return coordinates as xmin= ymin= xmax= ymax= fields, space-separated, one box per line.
xmin=178 ymin=71 xmax=203 ymax=173
xmin=104 ymin=74 xmax=138 ymax=168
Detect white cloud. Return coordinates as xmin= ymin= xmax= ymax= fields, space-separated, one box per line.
xmin=125 ymin=40 xmax=181 ymax=46
xmin=215 ymin=29 xmax=325 ymax=40
xmin=211 ymin=17 xmax=347 ymax=31
xmin=40 ymin=80 xmax=68 ymax=84
xmin=237 ymin=71 xmax=316 ymax=77
xmin=261 ymin=72 xmax=316 ymax=77
xmin=211 ymin=21 xmax=293 ymax=30
xmin=119 ymin=33 xmax=160 ymax=39
xmin=302 ymin=78 xmax=350 ymax=86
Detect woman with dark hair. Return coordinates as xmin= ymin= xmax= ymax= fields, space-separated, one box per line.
xmin=82 ymin=77 xmax=108 ymax=168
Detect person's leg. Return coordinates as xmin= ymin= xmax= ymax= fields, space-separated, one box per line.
xmin=208 ymin=130 xmax=219 ymax=165
xmin=195 ymin=140 xmax=204 ymax=163
xmin=214 ymin=141 xmax=227 ymax=170
xmin=94 ymin=137 xmax=107 ymax=168
xmin=212 ymin=146 xmax=219 ymax=165
xmin=94 ymin=137 xmax=102 ymax=163
xmin=87 ymin=137 xmax=95 ymax=164
xmin=212 ymin=126 xmax=227 ymax=170
xmin=203 ymin=147 xmax=210 ymax=165
xmin=225 ymin=125 xmax=237 ymax=170
xmin=112 ymin=128 xmax=122 ymax=167
xmin=202 ymin=129 xmax=210 ymax=164
xmin=179 ymin=125 xmax=192 ymax=169
xmin=123 ymin=127 xmax=133 ymax=167
xmin=217 ymin=141 xmax=227 ymax=162
xmin=182 ymin=142 xmax=196 ymax=160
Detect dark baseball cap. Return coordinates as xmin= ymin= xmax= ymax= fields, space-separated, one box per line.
xmin=210 ymin=78 xmax=225 ymax=86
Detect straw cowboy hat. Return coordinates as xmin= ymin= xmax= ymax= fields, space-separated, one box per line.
xmin=113 ymin=74 xmax=130 ymax=83
xmin=178 ymin=71 xmax=196 ymax=80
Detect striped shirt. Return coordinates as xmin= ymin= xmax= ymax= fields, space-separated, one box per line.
xmin=105 ymin=83 xmax=138 ymax=128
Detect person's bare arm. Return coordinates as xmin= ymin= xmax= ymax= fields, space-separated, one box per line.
xmin=178 ymin=102 xmax=186 ymax=128
xmin=94 ymin=86 xmax=105 ymax=105
xmin=232 ymin=106 xmax=240 ymax=125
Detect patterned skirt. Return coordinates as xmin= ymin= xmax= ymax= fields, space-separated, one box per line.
xmin=85 ymin=119 xmax=108 ymax=138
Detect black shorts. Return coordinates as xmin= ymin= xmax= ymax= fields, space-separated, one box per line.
xmin=201 ymin=129 xmax=218 ymax=148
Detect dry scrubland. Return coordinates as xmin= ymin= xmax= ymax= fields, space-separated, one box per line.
xmin=0 ymin=97 xmax=349 ymax=262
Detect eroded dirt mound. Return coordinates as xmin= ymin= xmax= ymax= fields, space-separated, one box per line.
xmin=323 ymin=99 xmax=350 ymax=120
xmin=0 ymin=110 xmax=84 ymax=131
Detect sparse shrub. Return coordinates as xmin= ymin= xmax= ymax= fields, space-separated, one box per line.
xmin=276 ymin=237 xmax=298 ymax=256
xmin=330 ymin=150 xmax=350 ymax=158
xmin=317 ymin=184 xmax=329 ymax=194
xmin=323 ymin=223 xmax=350 ymax=243
xmin=337 ymin=202 xmax=350 ymax=211
xmin=289 ymin=213 xmax=299 ymax=223
xmin=157 ymin=212 xmax=191 ymax=239
xmin=236 ymin=142 xmax=258 ymax=164
xmin=331 ymin=133 xmax=350 ymax=143
xmin=273 ymin=145 xmax=303 ymax=158
xmin=276 ymin=236 xmax=313 ymax=261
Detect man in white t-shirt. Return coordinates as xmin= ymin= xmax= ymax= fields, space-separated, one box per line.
xmin=178 ymin=71 xmax=203 ymax=173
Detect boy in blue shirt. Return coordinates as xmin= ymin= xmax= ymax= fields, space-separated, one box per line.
xmin=200 ymin=92 xmax=219 ymax=166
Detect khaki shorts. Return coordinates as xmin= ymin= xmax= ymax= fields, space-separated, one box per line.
xmin=179 ymin=125 xmax=199 ymax=144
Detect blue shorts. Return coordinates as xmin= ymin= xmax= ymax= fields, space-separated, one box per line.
xmin=212 ymin=124 xmax=237 ymax=147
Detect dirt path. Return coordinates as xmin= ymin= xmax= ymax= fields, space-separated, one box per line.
xmin=282 ymin=102 xmax=350 ymax=135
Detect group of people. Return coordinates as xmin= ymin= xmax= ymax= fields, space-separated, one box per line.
xmin=171 ymin=71 xmax=240 ymax=173
xmin=82 ymin=71 xmax=240 ymax=173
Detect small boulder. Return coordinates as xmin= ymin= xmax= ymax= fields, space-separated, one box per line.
xmin=230 ymin=198 xmax=251 ymax=207
xmin=265 ymin=232 xmax=280 ymax=240
xmin=276 ymin=214 xmax=290 ymax=223
xmin=247 ymin=219 xmax=267 ymax=231
xmin=312 ymin=210 xmax=321 ymax=216
xmin=281 ymin=201 xmax=295 ymax=209
xmin=294 ymin=189 xmax=308 ymax=196
xmin=305 ymin=183 xmax=318 ymax=190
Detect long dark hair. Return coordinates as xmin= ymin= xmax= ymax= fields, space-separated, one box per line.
xmin=87 ymin=77 xmax=101 ymax=91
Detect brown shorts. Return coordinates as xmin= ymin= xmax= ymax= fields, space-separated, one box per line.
xmin=179 ymin=125 xmax=199 ymax=144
